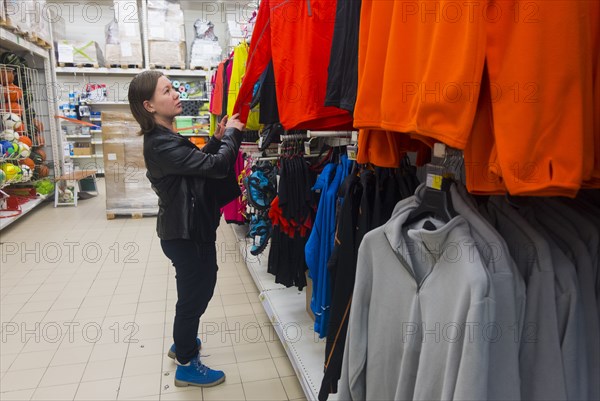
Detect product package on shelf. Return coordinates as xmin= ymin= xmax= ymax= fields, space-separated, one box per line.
xmin=101 ymin=111 xmax=158 ymax=217
xmin=56 ymin=40 xmax=105 ymax=67
xmin=3 ymin=0 xmax=29 ymax=34
xmin=49 ymin=8 xmax=66 ymax=40
xmin=104 ymin=42 xmax=143 ymax=67
xmin=149 ymin=41 xmax=186 ymax=69
xmin=104 ymin=0 xmax=143 ymax=67
xmin=147 ymin=0 xmax=186 ymax=68
xmin=147 ymin=0 xmax=186 ymax=42
xmin=189 ymin=20 xmax=222 ymax=70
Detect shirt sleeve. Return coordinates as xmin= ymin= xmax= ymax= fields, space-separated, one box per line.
xmin=152 ymin=129 xmax=242 ymax=179
xmin=232 ymin=0 xmax=273 ymax=123
xmin=200 ymin=136 xmax=222 ymax=154
xmin=338 ymin=239 xmax=372 ymax=401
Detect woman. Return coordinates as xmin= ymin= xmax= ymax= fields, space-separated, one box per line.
xmin=128 ymin=70 xmax=244 ymax=387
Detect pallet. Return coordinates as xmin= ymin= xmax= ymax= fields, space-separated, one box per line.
xmin=189 ymin=65 xmax=215 ymax=71
xmin=106 ymin=209 xmax=158 ymax=220
xmin=58 ymin=62 xmax=100 ymax=69
xmin=107 ymin=64 xmax=142 ymax=69
xmin=149 ymin=64 xmax=185 ymax=70
xmin=26 ymin=33 xmax=52 ymax=49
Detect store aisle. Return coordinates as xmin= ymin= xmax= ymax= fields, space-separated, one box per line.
xmin=0 ymin=179 xmax=306 ymax=401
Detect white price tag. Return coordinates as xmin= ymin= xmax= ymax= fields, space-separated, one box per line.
xmin=304 ymin=141 xmax=311 ymax=156
xmin=121 ymin=42 xmax=133 ymax=57
xmin=58 ymin=43 xmax=74 ymax=63
xmin=107 ymin=153 xmax=117 ymax=161
xmin=254 ymin=235 xmax=261 ymax=244
xmin=347 ymin=145 xmax=358 ymax=161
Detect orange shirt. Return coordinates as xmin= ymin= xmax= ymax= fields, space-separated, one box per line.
xmin=483 ymin=0 xmax=595 ymax=197
xmin=355 ymin=0 xmax=487 ymax=150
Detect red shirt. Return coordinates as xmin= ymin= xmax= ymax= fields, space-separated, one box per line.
xmin=233 ymin=0 xmax=353 ymax=130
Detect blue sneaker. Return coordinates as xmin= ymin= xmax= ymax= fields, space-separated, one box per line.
xmin=174 ymin=357 xmax=226 ymax=387
xmin=167 ymin=337 xmax=201 ymax=360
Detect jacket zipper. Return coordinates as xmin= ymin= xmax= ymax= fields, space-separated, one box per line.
xmin=306 ymin=0 xmax=312 ymax=16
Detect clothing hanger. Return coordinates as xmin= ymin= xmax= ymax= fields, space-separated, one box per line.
xmin=404 ymin=143 xmax=458 ymax=228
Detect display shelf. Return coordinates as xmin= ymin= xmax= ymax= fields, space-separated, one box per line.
xmin=0 ymin=27 xmax=49 ymax=59
xmin=69 ymin=155 xmax=97 ymax=159
xmin=90 ymin=129 xmax=102 ymax=134
xmin=55 ymin=66 xmax=211 ymax=77
xmin=91 ymin=140 xmax=103 ymax=145
xmin=182 ymin=98 xmax=210 ymax=102
xmin=261 ymin=290 xmax=332 ymax=401
xmin=230 ymin=224 xmax=336 ymax=401
xmin=89 ymin=101 xmax=129 ymax=106
xmin=65 ymin=135 xmax=91 ymax=139
xmin=0 ymin=193 xmax=51 ymax=231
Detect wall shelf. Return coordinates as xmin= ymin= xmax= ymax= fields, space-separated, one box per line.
xmin=55 ymin=66 xmax=211 ymax=77
xmin=0 ymin=27 xmax=49 ymax=59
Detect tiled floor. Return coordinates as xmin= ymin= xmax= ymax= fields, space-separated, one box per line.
xmin=0 ymin=179 xmax=306 ymax=401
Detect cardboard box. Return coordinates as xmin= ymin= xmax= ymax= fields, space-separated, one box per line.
xmin=101 ymin=111 xmax=157 ymax=213
xmin=149 ymin=41 xmax=186 ymax=68
xmin=147 ymin=6 xmax=185 ymax=42
xmin=56 ymin=40 xmax=105 ymax=66
xmin=105 ymin=42 xmax=143 ymax=66
xmin=72 ymin=146 xmax=91 ymax=156
xmin=113 ymin=0 xmax=142 ymax=44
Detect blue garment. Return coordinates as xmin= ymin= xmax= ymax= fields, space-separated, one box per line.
xmin=305 ymin=155 xmax=353 ymax=338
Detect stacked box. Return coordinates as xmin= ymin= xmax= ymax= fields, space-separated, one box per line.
xmin=105 ymin=42 xmax=143 ymax=67
xmin=189 ymin=21 xmax=222 ymax=70
xmin=149 ymin=41 xmax=186 ymax=68
xmin=101 ymin=111 xmax=158 ymax=215
xmin=148 ymin=0 xmax=186 ymax=68
xmin=49 ymin=6 xmax=66 ymax=41
xmin=27 ymin=0 xmax=51 ymax=45
xmin=104 ymin=0 xmax=143 ymax=67
xmin=3 ymin=0 xmax=29 ymax=33
xmin=56 ymin=40 xmax=105 ymax=66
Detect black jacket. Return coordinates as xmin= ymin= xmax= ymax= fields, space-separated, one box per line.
xmin=143 ymin=124 xmax=243 ymax=242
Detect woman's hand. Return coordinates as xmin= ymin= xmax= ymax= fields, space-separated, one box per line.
xmin=226 ymin=113 xmax=245 ymax=131
xmin=214 ymin=115 xmax=228 ymax=140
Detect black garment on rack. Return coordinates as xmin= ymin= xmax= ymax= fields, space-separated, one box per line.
xmin=259 ymin=61 xmax=280 ymax=124
xmin=267 ymin=155 xmax=316 ymax=290
xmin=318 ymin=165 xmax=420 ymax=401
xmin=324 ymin=0 xmax=361 ymax=113
xmin=220 ymin=59 xmax=231 ymax=119
xmin=251 ymin=61 xmax=280 ymax=124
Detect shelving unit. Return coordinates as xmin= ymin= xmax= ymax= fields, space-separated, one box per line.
xmin=231 ymin=224 xmax=338 ymax=401
xmin=0 ymin=193 xmax=51 ymax=231
xmin=56 ymin=66 xmax=211 ymax=77
xmin=0 ymin=23 xmax=60 ymax=229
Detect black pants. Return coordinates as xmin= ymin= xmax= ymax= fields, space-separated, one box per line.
xmin=161 ymin=239 xmax=218 ymax=364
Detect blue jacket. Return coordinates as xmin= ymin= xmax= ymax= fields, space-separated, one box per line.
xmin=306 ymin=155 xmax=353 ymax=337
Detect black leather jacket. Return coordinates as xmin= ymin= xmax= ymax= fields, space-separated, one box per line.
xmin=143 ymin=125 xmax=243 ymax=242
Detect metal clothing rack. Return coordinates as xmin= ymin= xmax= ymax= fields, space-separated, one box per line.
xmin=256 ymin=154 xmax=320 ymax=162
xmin=307 ymin=130 xmax=354 ymax=138
xmin=280 ymin=133 xmax=308 ymax=141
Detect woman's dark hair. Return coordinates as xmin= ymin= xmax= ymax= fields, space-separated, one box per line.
xmin=128 ymin=70 xmax=164 ymax=135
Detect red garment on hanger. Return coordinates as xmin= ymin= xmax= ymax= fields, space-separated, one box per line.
xmin=210 ymin=62 xmax=225 ymax=116
xmin=233 ymin=0 xmax=353 ymax=131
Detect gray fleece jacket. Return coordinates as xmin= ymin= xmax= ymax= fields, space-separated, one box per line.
xmin=338 ymin=195 xmax=494 ymax=401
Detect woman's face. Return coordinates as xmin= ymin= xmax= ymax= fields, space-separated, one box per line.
xmin=146 ymin=76 xmax=182 ymax=119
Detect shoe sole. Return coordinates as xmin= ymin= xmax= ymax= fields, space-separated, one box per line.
xmin=174 ymin=375 xmax=226 ymax=388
